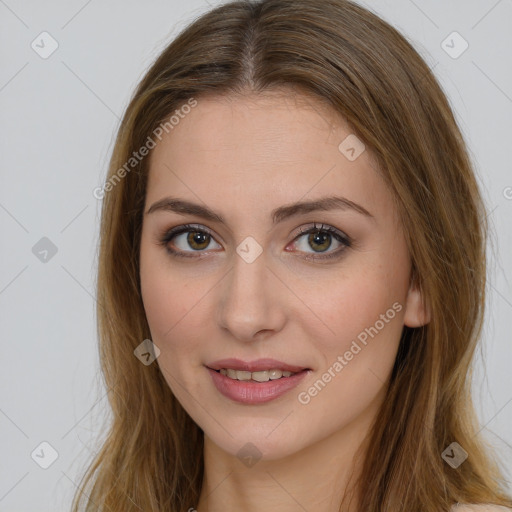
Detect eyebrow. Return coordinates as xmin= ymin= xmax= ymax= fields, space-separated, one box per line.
xmin=145 ymin=195 xmax=374 ymax=224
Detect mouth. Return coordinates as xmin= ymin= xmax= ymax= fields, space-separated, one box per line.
xmin=209 ymin=367 xmax=304 ymax=382
xmin=205 ymin=358 xmax=311 ymax=404
xmin=206 ymin=358 xmax=311 ymax=381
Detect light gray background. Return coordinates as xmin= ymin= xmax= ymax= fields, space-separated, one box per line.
xmin=0 ymin=0 xmax=511 ymax=510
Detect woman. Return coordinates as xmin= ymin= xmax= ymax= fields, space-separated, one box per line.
xmin=72 ymin=0 xmax=512 ymax=510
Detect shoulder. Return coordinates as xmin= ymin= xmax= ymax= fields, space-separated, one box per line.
xmin=451 ymin=505 xmax=512 ymax=512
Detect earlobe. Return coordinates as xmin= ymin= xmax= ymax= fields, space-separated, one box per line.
xmin=403 ymin=283 xmax=431 ymax=328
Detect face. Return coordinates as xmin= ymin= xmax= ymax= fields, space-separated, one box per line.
xmin=139 ymin=90 xmax=428 ymax=461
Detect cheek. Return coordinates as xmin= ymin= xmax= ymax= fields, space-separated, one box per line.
xmin=293 ymin=277 xmax=404 ymax=439
xmin=296 ymin=258 xmax=408 ymax=395
xmin=140 ymin=240 xmax=192 ymax=347
xmin=139 ymin=240 xmax=216 ymax=382
xmin=294 ymin=226 xmax=410 ymax=336
xmin=141 ymin=274 xmax=188 ymax=339
xmin=301 ymin=270 xmax=404 ymax=344
xmin=139 ymin=256 xmax=200 ymax=398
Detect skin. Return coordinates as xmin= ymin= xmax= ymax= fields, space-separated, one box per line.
xmin=139 ymin=89 xmax=430 ymax=512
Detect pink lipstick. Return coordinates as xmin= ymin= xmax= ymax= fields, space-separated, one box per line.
xmin=206 ymin=358 xmax=311 ymax=404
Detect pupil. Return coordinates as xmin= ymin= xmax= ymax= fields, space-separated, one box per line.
xmin=188 ymin=231 xmax=210 ymax=250
xmin=309 ymin=231 xmax=331 ymax=252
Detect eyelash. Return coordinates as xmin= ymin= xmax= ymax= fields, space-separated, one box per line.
xmin=157 ymin=222 xmax=352 ymax=261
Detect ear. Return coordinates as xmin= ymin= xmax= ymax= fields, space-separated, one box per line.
xmin=403 ymin=279 xmax=431 ymax=328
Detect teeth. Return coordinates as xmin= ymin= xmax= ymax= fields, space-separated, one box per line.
xmin=219 ymin=368 xmax=295 ymax=381
xmin=253 ymin=370 xmax=274 ymax=382
xmin=268 ymin=369 xmax=282 ymax=380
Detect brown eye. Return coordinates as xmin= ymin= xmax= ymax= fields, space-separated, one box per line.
xmin=307 ymin=231 xmax=332 ymax=252
xmin=160 ymin=224 xmax=222 ymax=257
xmin=186 ymin=231 xmax=211 ymax=250
xmin=290 ymin=223 xmax=351 ymax=261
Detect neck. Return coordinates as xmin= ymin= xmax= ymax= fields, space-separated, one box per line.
xmin=196 ymin=398 xmax=379 ymax=512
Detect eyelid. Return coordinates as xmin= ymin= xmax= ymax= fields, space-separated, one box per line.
xmin=287 ymin=222 xmax=351 ymax=260
xmin=157 ymin=223 xmax=221 ymax=255
xmin=158 ymin=222 xmax=352 ymax=259
xmin=292 ymin=222 xmax=351 ymax=244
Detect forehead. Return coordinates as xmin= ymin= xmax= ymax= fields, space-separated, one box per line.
xmin=151 ymin=89 xmax=354 ymax=163
xmin=145 ymin=90 xmax=393 ymax=227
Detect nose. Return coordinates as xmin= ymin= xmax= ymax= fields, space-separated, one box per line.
xmin=216 ymin=247 xmax=287 ymax=342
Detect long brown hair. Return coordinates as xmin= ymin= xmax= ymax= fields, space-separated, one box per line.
xmin=71 ymin=1 xmax=512 ymax=510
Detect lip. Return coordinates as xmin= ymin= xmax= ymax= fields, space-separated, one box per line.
xmin=206 ymin=358 xmax=309 ymax=373
xmin=207 ymin=367 xmax=310 ymax=404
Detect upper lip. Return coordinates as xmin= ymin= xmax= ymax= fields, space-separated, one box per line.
xmin=206 ymin=358 xmax=309 ymax=373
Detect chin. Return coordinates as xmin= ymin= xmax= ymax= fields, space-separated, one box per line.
xmin=200 ymin=415 xmax=315 ymax=464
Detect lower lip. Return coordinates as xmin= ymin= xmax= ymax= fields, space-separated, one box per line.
xmin=207 ymin=367 xmax=309 ymax=404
